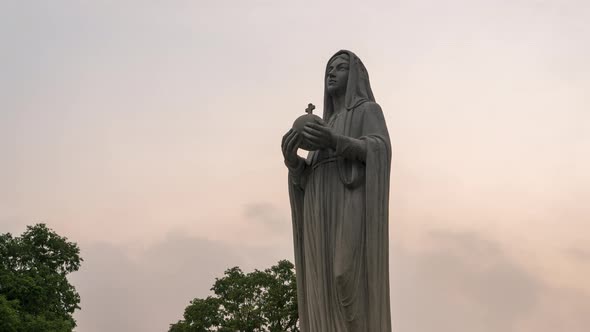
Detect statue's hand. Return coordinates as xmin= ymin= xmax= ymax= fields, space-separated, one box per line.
xmin=302 ymin=119 xmax=337 ymax=151
xmin=281 ymin=129 xmax=302 ymax=168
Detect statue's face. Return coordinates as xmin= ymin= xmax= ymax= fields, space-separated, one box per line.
xmin=326 ymin=55 xmax=349 ymax=97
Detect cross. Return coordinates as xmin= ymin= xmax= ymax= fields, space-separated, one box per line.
xmin=305 ymin=103 xmax=315 ymax=114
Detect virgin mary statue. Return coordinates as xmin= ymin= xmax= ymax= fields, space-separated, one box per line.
xmin=281 ymin=50 xmax=392 ymax=332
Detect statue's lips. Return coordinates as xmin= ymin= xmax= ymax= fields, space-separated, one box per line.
xmin=327 ymin=80 xmax=337 ymax=85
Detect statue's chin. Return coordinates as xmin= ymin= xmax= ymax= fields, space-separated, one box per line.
xmin=327 ymin=88 xmax=346 ymax=98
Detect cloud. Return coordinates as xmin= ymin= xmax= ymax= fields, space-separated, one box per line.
xmin=2 ymin=221 xmax=581 ymax=332
xmin=517 ymin=286 xmax=590 ymax=332
xmin=390 ymin=230 xmax=590 ymax=332
xmin=567 ymin=247 xmax=590 ymax=263
xmin=69 ymin=228 xmax=295 ymax=332
xmin=67 ymin=227 xmax=590 ymax=332
xmin=70 ymin=232 xmax=244 ymax=332
xmin=243 ymin=202 xmax=290 ymax=234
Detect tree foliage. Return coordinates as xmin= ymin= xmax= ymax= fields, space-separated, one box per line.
xmin=0 ymin=224 xmax=82 ymax=332
xmin=169 ymin=260 xmax=299 ymax=332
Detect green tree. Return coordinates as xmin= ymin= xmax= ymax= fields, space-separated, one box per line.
xmin=170 ymin=260 xmax=299 ymax=332
xmin=0 ymin=224 xmax=83 ymax=332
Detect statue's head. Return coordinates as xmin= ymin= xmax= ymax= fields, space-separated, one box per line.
xmin=326 ymin=53 xmax=350 ymax=97
xmin=323 ymin=50 xmax=375 ymax=120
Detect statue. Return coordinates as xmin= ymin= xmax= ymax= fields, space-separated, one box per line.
xmin=281 ymin=50 xmax=392 ymax=331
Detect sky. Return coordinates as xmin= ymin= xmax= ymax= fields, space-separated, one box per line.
xmin=1 ymin=0 xmax=589 ymax=331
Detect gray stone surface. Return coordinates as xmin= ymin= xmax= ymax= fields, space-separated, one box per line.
xmin=282 ymin=50 xmax=392 ymax=332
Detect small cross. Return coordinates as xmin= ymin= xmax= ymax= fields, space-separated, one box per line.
xmin=305 ymin=103 xmax=315 ymax=114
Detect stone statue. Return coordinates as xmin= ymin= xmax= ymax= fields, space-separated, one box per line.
xmin=282 ymin=50 xmax=392 ymax=332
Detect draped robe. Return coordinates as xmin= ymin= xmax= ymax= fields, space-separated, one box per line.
xmin=287 ymin=49 xmax=392 ymax=332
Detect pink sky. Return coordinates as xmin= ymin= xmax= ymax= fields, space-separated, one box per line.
xmin=1 ymin=1 xmax=589 ymax=331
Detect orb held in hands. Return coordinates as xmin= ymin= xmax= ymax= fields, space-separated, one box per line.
xmin=292 ymin=103 xmax=322 ymax=151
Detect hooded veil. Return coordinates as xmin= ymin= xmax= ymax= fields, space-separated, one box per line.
xmin=322 ymin=50 xmax=375 ymax=121
xmin=288 ymin=50 xmax=392 ymax=332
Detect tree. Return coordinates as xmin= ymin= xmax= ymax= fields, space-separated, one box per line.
xmin=0 ymin=224 xmax=83 ymax=332
xmin=169 ymin=260 xmax=299 ymax=332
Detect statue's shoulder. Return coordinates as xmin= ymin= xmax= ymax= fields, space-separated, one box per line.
xmin=354 ymin=101 xmax=383 ymax=114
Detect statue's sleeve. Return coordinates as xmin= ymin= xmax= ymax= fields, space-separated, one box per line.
xmin=335 ymin=135 xmax=367 ymax=162
xmin=287 ymin=158 xmax=309 ymax=331
xmin=359 ymin=102 xmax=390 ymax=148
xmin=334 ymin=102 xmax=390 ymax=162
xmin=286 ymin=157 xmax=308 ymax=189
xmin=360 ymin=102 xmax=392 ymax=331
xmin=334 ymin=103 xmax=390 ymax=189
xmin=334 ymin=102 xmax=392 ymax=331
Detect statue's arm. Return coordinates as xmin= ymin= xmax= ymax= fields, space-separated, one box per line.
xmin=286 ymin=156 xmax=305 ymax=173
xmin=334 ymin=135 xmax=367 ymax=162
xmin=286 ymin=156 xmax=307 ymax=188
xmin=283 ymin=128 xmax=308 ymax=188
xmin=334 ymin=102 xmax=389 ymax=163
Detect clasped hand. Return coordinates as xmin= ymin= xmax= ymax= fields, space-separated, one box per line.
xmin=302 ymin=118 xmax=337 ymax=151
xmin=281 ymin=129 xmax=302 ymax=168
xmin=282 ymin=119 xmax=337 ymax=169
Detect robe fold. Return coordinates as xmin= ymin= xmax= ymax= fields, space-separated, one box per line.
xmin=288 ymin=96 xmax=392 ymax=332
